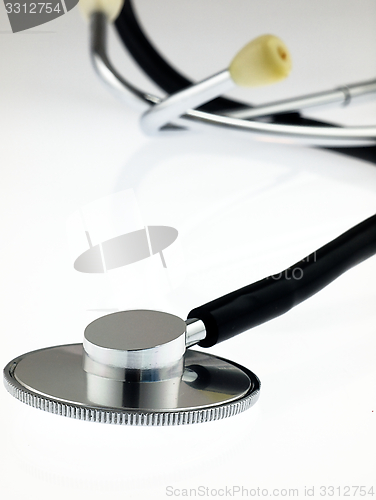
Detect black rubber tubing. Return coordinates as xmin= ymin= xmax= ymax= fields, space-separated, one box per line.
xmin=188 ymin=214 xmax=376 ymax=347
xmin=114 ymin=2 xmax=376 ymax=338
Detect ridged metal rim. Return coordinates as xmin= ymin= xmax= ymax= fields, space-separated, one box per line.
xmin=3 ymin=356 xmax=260 ymax=426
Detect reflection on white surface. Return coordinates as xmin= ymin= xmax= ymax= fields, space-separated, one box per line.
xmin=0 ymin=1 xmax=376 ymax=499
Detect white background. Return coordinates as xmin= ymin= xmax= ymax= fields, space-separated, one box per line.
xmin=1 ymin=1 xmax=376 ymax=499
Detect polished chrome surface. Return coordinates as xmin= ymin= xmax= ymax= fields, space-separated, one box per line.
xmin=181 ymin=109 xmax=376 ymax=146
xmin=89 ymin=12 xmax=376 ymax=146
xmin=90 ymin=12 xmax=157 ymax=110
xmin=228 ymin=79 xmax=376 ymax=119
xmin=141 ymin=70 xmax=233 ymax=134
xmin=83 ymin=310 xmax=186 ymax=373
xmin=185 ymin=318 xmax=206 ymax=347
xmin=82 ymin=350 xmax=184 ymax=382
xmin=4 ymin=345 xmax=260 ymax=425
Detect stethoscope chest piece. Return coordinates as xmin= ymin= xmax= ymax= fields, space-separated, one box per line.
xmin=4 ymin=310 xmax=260 ymax=426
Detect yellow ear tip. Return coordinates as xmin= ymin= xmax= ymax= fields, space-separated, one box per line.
xmin=229 ymin=34 xmax=292 ymax=87
xmin=79 ymin=0 xmax=124 ymax=22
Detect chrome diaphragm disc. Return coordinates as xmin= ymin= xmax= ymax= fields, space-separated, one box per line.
xmin=4 ymin=310 xmax=260 ymax=425
xmin=3 ymin=345 xmax=260 ymax=426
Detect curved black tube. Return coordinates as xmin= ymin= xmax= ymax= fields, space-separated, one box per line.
xmin=188 ymin=214 xmax=376 ymax=347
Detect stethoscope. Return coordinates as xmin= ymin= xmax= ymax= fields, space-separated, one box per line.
xmin=3 ymin=0 xmax=376 ymax=426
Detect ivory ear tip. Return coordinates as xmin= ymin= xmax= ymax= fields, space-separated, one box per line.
xmin=79 ymin=0 xmax=124 ymax=22
xmin=229 ymin=34 xmax=292 ymax=87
